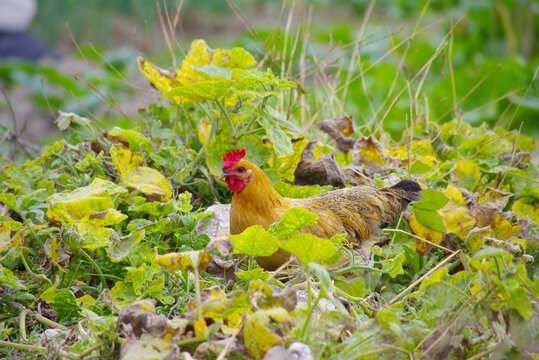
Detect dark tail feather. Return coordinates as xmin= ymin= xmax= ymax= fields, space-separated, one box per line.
xmin=391 ymin=180 xmax=422 ymax=202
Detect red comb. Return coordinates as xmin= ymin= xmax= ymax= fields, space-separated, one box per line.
xmin=223 ymin=148 xmax=246 ymax=168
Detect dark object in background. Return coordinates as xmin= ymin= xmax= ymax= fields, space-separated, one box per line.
xmin=294 ymin=141 xmax=347 ymax=188
xmin=0 ymin=31 xmax=51 ymax=61
xmin=0 ymin=0 xmax=55 ymax=61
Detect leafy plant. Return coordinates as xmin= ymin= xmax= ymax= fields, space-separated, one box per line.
xmin=0 ymin=1 xmax=537 ymax=358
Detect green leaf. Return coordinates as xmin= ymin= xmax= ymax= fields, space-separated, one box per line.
xmin=265 ymin=106 xmax=300 ymax=133
xmin=464 ymin=227 xmax=493 ymax=254
xmin=419 ymin=267 xmax=448 ymax=293
xmin=229 ymin=47 xmax=257 ymax=68
xmin=165 ymin=79 xmax=235 ymax=102
xmin=236 ymin=268 xmax=269 ymax=282
xmin=47 ymin=178 xmax=127 ymax=223
xmin=205 ymin=134 xmax=236 ymax=176
xmin=309 ymin=262 xmax=334 ymax=295
xmin=0 ymin=263 xmax=27 ymax=290
xmin=410 ymin=161 xmax=431 ymax=174
xmin=108 ymin=127 xmax=153 ymax=154
xmin=33 ymin=140 xmax=64 ymax=165
xmin=236 ymin=135 xmax=272 ymax=168
xmin=128 ymin=196 xmax=192 ymax=217
xmin=126 ymin=263 xmax=161 ymax=296
xmin=414 ymin=209 xmax=447 ymax=233
xmin=382 ymin=253 xmax=405 ymax=278
xmin=230 ymin=225 xmax=278 ymax=257
xmin=75 ymin=151 xmax=103 ymax=171
xmin=54 ymin=290 xmax=82 ymax=320
xmin=472 ymin=247 xmax=514 ymax=262
xmin=335 ymin=276 xmax=366 ymax=298
xmin=268 ymin=207 xmax=318 ymax=239
xmin=375 ymin=308 xmax=400 ymax=330
xmin=0 ymin=194 xmax=17 ymax=212
xmin=110 ymin=281 xmax=138 ymax=305
xmin=258 ymin=110 xmax=294 ymax=157
xmin=277 ymin=233 xmax=337 ymax=266
xmin=111 ymin=145 xmax=172 ymax=201
xmin=452 ymin=160 xmax=481 ymax=190
xmin=191 ymin=65 xmax=232 ymax=79
xmin=55 ymin=111 xmax=91 ymax=131
xmin=412 ymin=189 xmax=448 ymax=211
xmin=1 ymin=163 xmax=43 ymax=194
xmin=107 ymin=230 xmax=145 ymax=262
xmin=507 ymin=287 xmax=532 ymax=319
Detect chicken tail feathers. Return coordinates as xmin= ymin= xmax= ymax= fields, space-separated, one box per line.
xmin=390 ymin=180 xmax=422 ymax=202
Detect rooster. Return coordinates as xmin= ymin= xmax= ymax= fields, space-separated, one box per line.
xmin=221 ymin=149 xmax=422 ymax=270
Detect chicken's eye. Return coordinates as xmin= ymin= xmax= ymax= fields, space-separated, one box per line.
xmin=237 ymin=166 xmax=246 ymax=173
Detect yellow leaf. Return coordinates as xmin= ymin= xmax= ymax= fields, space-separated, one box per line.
xmin=133 ymin=299 xmax=157 ymax=313
xmin=452 ymin=160 xmax=481 ymax=190
xmin=417 ymin=155 xmax=437 ymax=167
xmin=194 ymin=318 xmax=208 ymax=339
xmin=197 ymin=119 xmax=212 ymax=145
xmin=411 ymin=139 xmax=436 ymax=157
xmin=76 ymin=294 xmax=96 ymax=308
xmin=139 ymin=40 xmax=257 ymax=105
xmin=9 ymin=229 xmax=29 ymax=249
xmin=441 ymin=183 xmax=466 ymax=207
xmin=491 ymin=214 xmax=521 ymax=240
xmin=69 ymin=208 xmax=127 ymax=250
xmin=419 ymin=268 xmax=448 ymax=293
xmin=47 ymin=178 xmax=127 ymax=223
xmin=477 ymin=187 xmax=512 ymax=210
xmin=44 ymin=236 xmax=69 ymax=272
xmin=39 ymin=282 xmax=59 ymax=304
xmin=138 ymin=56 xmax=179 ymax=93
xmin=512 ymin=198 xmax=539 ymax=224
xmin=355 ymin=135 xmax=386 ymax=165
xmin=163 ymin=319 xmax=188 ymax=341
xmin=200 ymin=287 xmax=228 ymax=320
xmin=155 ymin=250 xmax=212 ymax=273
xmin=440 ymin=201 xmax=476 ymax=240
xmin=244 ymin=308 xmax=292 ymax=358
xmin=110 ymin=145 xmax=172 ymax=201
xmin=48 ymin=236 xmax=60 ymax=262
xmin=410 ymin=214 xmax=443 ymax=254
xmin=0 ymin=221 xmax=24 ymax=252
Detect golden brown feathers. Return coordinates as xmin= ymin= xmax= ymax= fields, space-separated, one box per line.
xmin=224 ymin=158 xmax=422 ymax=270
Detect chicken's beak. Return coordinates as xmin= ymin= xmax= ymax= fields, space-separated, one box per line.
xmin=219 ymin=169 xmax=232 ymax=178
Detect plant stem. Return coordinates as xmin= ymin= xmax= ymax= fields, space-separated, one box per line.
xmin=300 ymin=266 xmax=318 ymax=342
xmin=0 ymin=340 xmax=77 ymax=359
xmin=18 ymin=212 xmax=43 ymax=248
xmin=330 ymin=264 xmax=387 ymax=277
xmin=32 ymin=312 xmax=68 ymax=330
xmin=77 ymin=341 xmax=107 ymax=359
xmin=9 ymin=302 xmax=68 ymax=330
xmin=237 ymin=127 xmax=264 ymax=136
xmin=388 ymin=250 xmax=461 ymax=305
xmin=54 ymin=151 xmax=79 ymax=178
xmin=232 ymin=92 xmax=271 ymax=139
xmin=215 ymin=99 xmax=235 ymax=135
xmin=20 ymin=252 xmax=52 ymax=286
xmin=193 ymin=108 xmax=219 ymax=167
xmin=193 ymin=265 xmax=202 ymax=322
xmin=79 ymin=249 xmax=106 ymax=291
xmin=177 ymin=337 xmax=205 ymax=348
xmin=19 ymin=308 xmax=27 ymax=342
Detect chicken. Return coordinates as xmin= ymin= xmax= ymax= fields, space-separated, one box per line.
xmin=220 ymin=149 xmax=422 ymax=270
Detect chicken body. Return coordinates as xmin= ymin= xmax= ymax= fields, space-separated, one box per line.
xmin=223 ymin=155 xmax=421 ymax=270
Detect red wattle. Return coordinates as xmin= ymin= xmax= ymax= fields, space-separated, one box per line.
xmin=225 ymin=177 xmax=245 ymax=193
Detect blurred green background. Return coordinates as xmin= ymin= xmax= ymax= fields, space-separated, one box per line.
xmin=2 ymin=0 xmax=538 ymax=148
